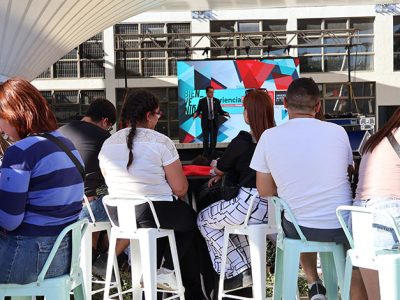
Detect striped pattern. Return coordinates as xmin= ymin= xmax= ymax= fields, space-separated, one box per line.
xmin=0 ymin=131 xmax=84 ymax=236
xmin=197 ymin=188 xmax=268 ymax=278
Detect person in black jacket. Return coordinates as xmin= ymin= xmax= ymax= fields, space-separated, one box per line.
xmin=197 ymin=90 xmax=274 ymax=294
xmin=193 ymin=86 xmax=229 ymax=157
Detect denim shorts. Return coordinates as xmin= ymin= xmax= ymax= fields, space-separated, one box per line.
xmin=354 ymin=197 xmax=400 ymax=250
xmin=79 ymin=195 xmax=109 ymax=222
xmin=0 ymin=232 xmax=71 ymax=284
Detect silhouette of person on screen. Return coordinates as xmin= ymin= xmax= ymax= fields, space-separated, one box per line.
xmin=193 ymin=86 xmax=229 ymax=157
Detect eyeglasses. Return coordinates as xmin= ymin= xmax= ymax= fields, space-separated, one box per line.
xmin=245 ymin=88 xmax=267 ymax=95
xmin=105 ymin=122 xmax=114 ymax=132
xmin=155 ymin=110 xmax=163 ymax=118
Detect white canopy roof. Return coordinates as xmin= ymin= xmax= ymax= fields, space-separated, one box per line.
xmin=0 ymin=0 xmax=395 ymax=81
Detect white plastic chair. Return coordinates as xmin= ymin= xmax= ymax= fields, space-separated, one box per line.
xmin=80 ymin=195 xmax=123 ymax=300
xmin=102 ymin=195 xmax=185 ymax=300
xmin=337 ymin=205 xmax=400 ymax=300
xmin=218 ymin=193 xmax=277 ymax=300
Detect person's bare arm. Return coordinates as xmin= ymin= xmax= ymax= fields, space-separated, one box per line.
xmin=256 ymin=171 xmax=277 ymax=197
xmin=164 ymin=159 xmax=189 ymax=198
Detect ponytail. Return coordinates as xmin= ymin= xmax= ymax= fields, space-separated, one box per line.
xmin=122 ymin=90 xmax=159 ymax=169
xmin=126 ymin=119 xmax=136 ymax=168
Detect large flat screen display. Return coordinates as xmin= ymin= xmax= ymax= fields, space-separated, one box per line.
xmin=177 ymin=58 xmax=300 ymax=143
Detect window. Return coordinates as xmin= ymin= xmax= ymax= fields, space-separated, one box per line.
xmin=36 ymin=34 xmax=105 ymax=79
xmin=378 ymin=105 xmax=399 ymax=128
xmin=115 ymin=87 xmax=179 ymax=140
xmin=320 ymin=82 xmax=375 ymax=116
xmin=41 ymin=90 xmax=106 ymax=126
xmin=209 ymin=20 xmax=287 ymax=58
xmin=37 ymin=67 xmax=52 ymax=79
xmin=394 ymin=16 xmax=400 ymax=70
xmin=80 ymin=33 xmax=105 ymax=77
xmin=298 ymin=18 xmax=374 ymax=73
xmin=114 ymin=23 xmax=191 ymax=78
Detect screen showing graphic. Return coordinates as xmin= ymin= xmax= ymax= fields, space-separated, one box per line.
xmin=177 ymin=58 xmax=300 ymax=143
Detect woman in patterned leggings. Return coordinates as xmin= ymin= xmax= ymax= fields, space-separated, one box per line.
xmin=197 ymin=90 xmax=275 ymax=292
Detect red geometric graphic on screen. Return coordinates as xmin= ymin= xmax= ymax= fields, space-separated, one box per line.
xmin=272 ymin=73 xmax=294 ymax=90
xmin=182 ymin=133 xmax=195 ymax=143
xmin=268 ymin=91 xmax=275 ymax=103
xmin=210 ymin=79 xmax=225 ymax=90
xmin=235 ymin=60 xmax=274 ymax=88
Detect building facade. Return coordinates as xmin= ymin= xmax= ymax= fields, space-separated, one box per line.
xmin=32 ymin=4 xmax=400 ymax=141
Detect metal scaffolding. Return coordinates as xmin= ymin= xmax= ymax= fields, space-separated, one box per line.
xmin=114 ymin=29 xmax=360 ymax=53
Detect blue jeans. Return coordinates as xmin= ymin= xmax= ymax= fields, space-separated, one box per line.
xmin=79 ymin=196 xmax=108 ymax=222
xmin=0 ymin=232 xmax=71 ymax=284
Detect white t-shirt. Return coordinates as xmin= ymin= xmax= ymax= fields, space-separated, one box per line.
xmin=99 ymin=128 xmax=179 ymax=201
xmin=250 ymin=118 xmax=353 ymax=229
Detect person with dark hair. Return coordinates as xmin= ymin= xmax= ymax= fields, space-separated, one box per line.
xmin=59 ymin=98 xmax=116 ymax=266
xmin=0 ymin=77 xmax=84 ymax=284
xmin=352 ymin=107 xmax=400 ymax=299
xmin=194 ymin=86 xmax=230 ymax=157
xmin=59 ymin=98 xmax=116 ymax=223
xmin=99 ymin=89 xmax=203 ymax=299
xmin=251 ymin=77 xmax=353 ymax=300
xmin=197 ymin=90 xmax=274 ymax=293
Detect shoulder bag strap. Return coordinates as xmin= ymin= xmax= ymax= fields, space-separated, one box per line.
xmin=388 ymin=132 xmax=400 ymax=159
xmin=38 ymin=133 xmax=85 ymax=180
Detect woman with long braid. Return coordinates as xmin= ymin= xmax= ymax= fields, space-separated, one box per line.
xmin=99 ymin=90 xmax=202 ymax=299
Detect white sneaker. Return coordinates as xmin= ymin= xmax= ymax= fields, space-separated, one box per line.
xmin=156 ymin=267 xmax=178 ymax=291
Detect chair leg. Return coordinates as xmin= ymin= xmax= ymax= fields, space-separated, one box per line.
xmin=45 ymin=287 xmax=70 ymax=300
xmin=73 ymin=283 xmax=86 ymax=300
xmin=103 ymin=234 xmax=118 ymax=300
xmin=140 ymin=234 xmax=158 ymax=300
xmin=248 ymin=228 xmax=267 ymax=300
xmin=107 ymin=228 xmax=123 ymax=300
xmin=341 ymin=254 xmax=353 ymax=300
xmin=131 ymin=239 xmax=143 ymax=300
xmin=378 ymin=255 xmax=400 ymax=300
xmin=81 ymin=227 xmax=93 ymax=300
xmin=168 ymin=233 xmax=185 ymax=299
xmin=320 ymin=252 xmax=338 ymax=300
xmin=332 ymin=245 xmax=346 ymax=292
xmin=273 ymin=247 xmax=284 ymax=300
xmin=218 ymin=230 xmax=230 ymax=300
xmin=281 ymin=246 xmax=300 ymax=300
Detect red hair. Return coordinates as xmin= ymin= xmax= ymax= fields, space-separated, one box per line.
xmin=243 ymin=90 xmax=275 ymax=142
xmin=0 ymin=77 xmax=57 ymax=138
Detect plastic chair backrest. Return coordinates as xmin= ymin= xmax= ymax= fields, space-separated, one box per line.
xmin=83 ymin=195 xmax=96 ymax=223
xmin=267 ymin=196 xmax=277 ymax=231
xmin=102 ymin=195 xmax=161 ymax=231
xmin=243 ymin=192 xmax=277 ymax=230
xmin=37 ymin=219 xmax=88 ymax=285
xmin=337 ymin=205 xmax=400 ymax=255
xmin=271 ymin=196 xmax=307 ymax=242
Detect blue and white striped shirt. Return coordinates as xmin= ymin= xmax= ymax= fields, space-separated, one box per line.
xmin=0 ymin=131 xmax=84 ymax=236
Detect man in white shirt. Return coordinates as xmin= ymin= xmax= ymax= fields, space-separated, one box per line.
xmin=250 ymin=78 xmax=353 ymax=300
